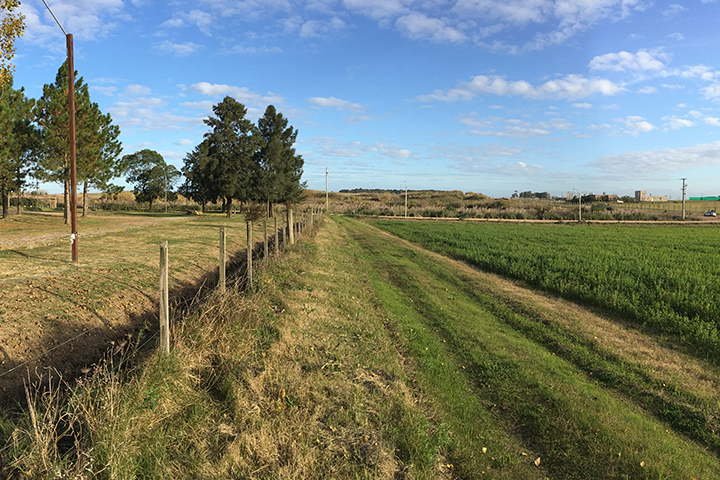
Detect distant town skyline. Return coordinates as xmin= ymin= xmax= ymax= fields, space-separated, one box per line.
xmin=11 ymin=0 xmax=720 ymax=199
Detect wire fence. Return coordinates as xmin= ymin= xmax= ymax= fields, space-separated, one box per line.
xmin=0 ymin=208 xmax=323 ymax=404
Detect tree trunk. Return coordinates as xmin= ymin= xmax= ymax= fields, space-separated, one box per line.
xmin=149 ymin=198 xmax=153 ymax=211
xmin=64 ymin=178 xmax=69 ymax=225
xmin=82 ymin=180 xmax=88 ymax=217
xmin=16 ymin=187 xmax=21 ymax=215
xmin=226 ymin=197 xmax=233 ymax=218
xmin=1 ymin=181 xmax=9 ymax=219
xmin=201 ymin=201 xmax=206 ymax=213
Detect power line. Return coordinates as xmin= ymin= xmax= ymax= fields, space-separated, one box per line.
xmin=40 ymin=0 xmax=67 ymax=35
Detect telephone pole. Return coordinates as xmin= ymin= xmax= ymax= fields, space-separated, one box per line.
xmin=325 ymin=167 xmax=329 ymax=212
xmin=43 ymin=0 xmax=77 ymax=262
xmin=404 ymin=183 xmax=408 ymax=218
xmin=681 ymin=178 xmax=687 ymax=220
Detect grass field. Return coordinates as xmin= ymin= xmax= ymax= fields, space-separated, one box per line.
xmin=3 ymin=216 xmax=720 ymax=479
xmin=0 ymin=211 xmax=282 ymax=405
xmin=373 ymin=220 xmax=720 ymax=360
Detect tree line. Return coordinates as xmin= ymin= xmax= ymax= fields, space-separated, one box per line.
xmin=0 ymin=61 xmax=121 ymax=221
xmin=179 ymin=97 xmax=305 ymax=218
xmin=0 ymin=61 xmax=305 ymax=221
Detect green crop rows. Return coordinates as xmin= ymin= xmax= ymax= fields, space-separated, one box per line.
xmin=373 ymin=221 xmax=720 ymax=360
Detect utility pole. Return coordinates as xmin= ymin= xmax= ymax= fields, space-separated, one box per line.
xmin=404 ymin=183 xmax=408 ymax=218
xmin=681 ymin=178 xmax=687 ymax=220
xmin=43 ymin=1 xmax=78 ymax=262
xmin=325 ymin=167 xmax=329 ymax=212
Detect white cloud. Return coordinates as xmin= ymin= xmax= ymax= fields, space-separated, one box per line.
xmin=589 ymin=48 xmax=666 ymax=71
xmin=589 ymin=141 xmax=720 ymax=173
xmin=227 ymin=45 xmax=283 ymax=54
xmin=299 ymin=17 xmax=346 ymax=37
xmin=177 ymin=139 xmax=195 ymax=146
xmin=157 ymin=41 xmax=203 ymax=56
xmin=188 ymin=82 xmax=284 ymax=106
xmin=668 ymin=32 xmax=684 ymax=40
xmin=572 ymin=103 xmax=592 ymax=108
xmin=308 ymin=137 xmax=412 ymax=159
xmin=662 ymin=116 xmax=695 ymax=130
xmin=701 ymin=83 xmax=720 ymax=99
xmin=662 ymin=4 xmax=687 ymax=19
xmin=308 ymin=96 xmax=366 ymax=112
xmin=187 ymin=10 xmax=214 ymax=36
xmin=19 ymin=0 xmax=126 ymax=46
xmin=705 ymin=117 xmax=720 ymax=127
xmin=396 ymin=13 xmax=468 ymax=43
xmin=162 ymin=17 xmax=184 ymax=28
xmin=458 ymin=114 xmax=574 ymax=138
xmin=636 ymin=86 xmax=658 ymax=94
xmin=91 ymin=86 xmax=117 ymax=96
xmin=416 ymin=74 xmax=624 ymax=102
xmin=616 ymin=115 xmax=656 ymax=136
xmin=124 ymin=84 xmax=152 ymax=96
xmin=344 ymin=0 xmax=411 ymax=20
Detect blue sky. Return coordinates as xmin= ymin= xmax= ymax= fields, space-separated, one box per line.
xmin=10 ymin=0 xmax=720 ymax=198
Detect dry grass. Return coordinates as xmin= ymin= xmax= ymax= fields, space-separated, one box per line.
xmin=2 ymin=215 xmax=454 ymax=479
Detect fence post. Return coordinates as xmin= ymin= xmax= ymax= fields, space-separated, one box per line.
xmin=247 ymin=221 xmax=253 ymax=289
xmin=274 ymin=215 xmax=279 ymax=254
xmin=263 ymin=217 xmax=268 ymax=259
xmin=159 ymin=240 xmax=170 ymax=354
xmin=219 ymin=226 xmax=226 ymax=293
xmin=288 ymin=207 xmax=295 ymax=245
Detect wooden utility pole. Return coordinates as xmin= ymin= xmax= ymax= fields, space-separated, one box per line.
xmin=681 ymin=178 xmax=687 ymax=220
xmin=325 ymin=167 xmax=329 ymax=212
xmin=405 ymin=185 xmax=408 ymax=218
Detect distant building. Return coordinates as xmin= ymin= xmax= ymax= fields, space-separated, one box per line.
xmin=635 ymin=190 xmax=667 ymax=202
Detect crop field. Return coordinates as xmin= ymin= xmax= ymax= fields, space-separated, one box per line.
xmin=373 ymin=220 xmax=720 ymax=360
xmin=0 ymin=212 xmax=279 ymax=404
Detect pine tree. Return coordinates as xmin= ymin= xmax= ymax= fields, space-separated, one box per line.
xmin=35 ymin=61 xmax=121 ymax=222
xmin=0 ymin=79 xmax=37 ymax=219
xmin=203 ymin=96 xmax=265 ymax=217
xmin=179 ymin=139 xmax=215 ymax=212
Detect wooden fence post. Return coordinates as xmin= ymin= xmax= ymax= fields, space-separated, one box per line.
xmin=288 ymin=208 xmax=295 ymax=245
xmin=274 ymin=215 xmax=279 ymax=254
xmin=247 ymin=221 xmax=253 ymax=289
xmin=159 ymin=240 xmax=170 ymax=354
xmin=263 ymin=217 xmax=268 ymax=259
xmin=219 ymin=226 xmax=226 ymax=293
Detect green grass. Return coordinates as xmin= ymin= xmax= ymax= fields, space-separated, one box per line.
xmin=373 ymin=220 xmax=720 ymax=360
xmin=338 ymin=216 xmax=720 ymax=479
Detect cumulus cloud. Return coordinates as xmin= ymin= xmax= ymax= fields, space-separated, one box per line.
xmin=636 ymin=86 xmax=659 ymax=94
xmin=572 ymin=103 xmax=593 ymax=108
xmin=157 ymin=41 xmax=203 ymax=56
xmin=187 ymin=82 xmax=284 ymax=106
xmin=458 ymin=114 xmax=574 ymax=137
xmin=299 ymin=17 xmax=346 ymax=37
xmin=589 ymin=141 xmax=720 ymax=173
xmin=615 ymin=116 xmax=656 ymax=136
xmin=416 ymin=74 xmax=625 ymax=102
xmin=589 ymin=48 xmax=667 ymax=71
xmin=18 ymin=0 xmax=126 ymax=48
xmin=662 ymin=116 xmax=695 ymax=130
xmin=308 ymin=96 xmax=366 ymax=112
xmin=396 ymin=13 xmax=468 ymax=43
xmin=308 ymin=137 xmax=412 ymax=159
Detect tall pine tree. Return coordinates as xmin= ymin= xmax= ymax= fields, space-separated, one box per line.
xmin=35 ymin=61 xmax=121 ymax=222
xmin=0 ymin=79 xmax=37 ymax=219
xmin=203 ymin=96 xmax=265 ymax=217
